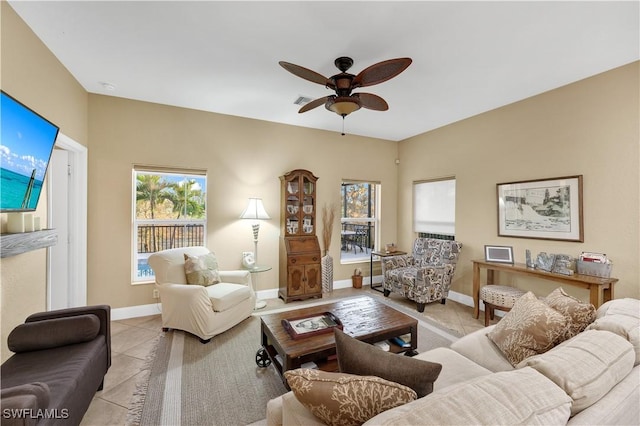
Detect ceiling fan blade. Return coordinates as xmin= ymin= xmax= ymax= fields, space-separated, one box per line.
xmin=279 ymin=61 xmax=334 ymax=88
xmin=355 ymin=93 xmax=389 ymax=111
xmin=298 ymin=96 xmax=332 ymax=113
xmin=352 ymin=58 xmax=412 ymax=88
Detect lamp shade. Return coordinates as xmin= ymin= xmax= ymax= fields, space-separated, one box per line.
xmin=240 ymin=198 xmax=270 ymax=220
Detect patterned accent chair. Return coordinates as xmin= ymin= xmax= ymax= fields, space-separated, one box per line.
xmin=381 ymin=238 xmax=462 ymax=312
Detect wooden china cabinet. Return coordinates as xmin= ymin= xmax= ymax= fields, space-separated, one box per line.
xmin=278 ymin=169 xmax=322 ymax=302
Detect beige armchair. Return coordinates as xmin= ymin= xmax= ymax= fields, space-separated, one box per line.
xmin=148 ymin=246 xmax=256 ymax=343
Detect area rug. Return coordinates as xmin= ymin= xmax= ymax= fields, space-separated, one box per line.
xmin=126 ymin=316 xmax=287 ymax=426
xmin=127 ymin=296 xmax=458 ymax=426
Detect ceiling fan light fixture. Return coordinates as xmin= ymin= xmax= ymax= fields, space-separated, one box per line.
xmin=327 ymin=97 xmax=360 ymax=116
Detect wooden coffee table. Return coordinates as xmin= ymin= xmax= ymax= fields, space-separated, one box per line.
xmin=256 ymin=296 xmax=418 ymax=387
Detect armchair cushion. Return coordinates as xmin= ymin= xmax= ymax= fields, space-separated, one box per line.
xmin=184 ymin=252 xmax=221 ymax=286
xmin=8 ymin=314 xmax=100 ymax=353
xmin=334 ymin=328 xmax=442 ymax=398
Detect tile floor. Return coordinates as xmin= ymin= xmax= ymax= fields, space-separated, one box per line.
xmin=81 ymin=286 xmax=488 ymax=425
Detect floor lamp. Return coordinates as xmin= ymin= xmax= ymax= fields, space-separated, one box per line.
xmin=240 ymin=197 xmax=270 ymax=309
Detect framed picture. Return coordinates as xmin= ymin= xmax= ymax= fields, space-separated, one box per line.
xmin=497 ymin=175 xmax=583 ymax=242
xmin=484 ymin=245 xmax=514 ymax=264
xmin=281 ymin=312 xmax=343 ymax=340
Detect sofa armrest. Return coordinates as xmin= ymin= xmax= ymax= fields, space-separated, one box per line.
xmin=25 ymin=305 xmax=111 ymax=369
xmin=219 ymin=270 xmax=252 ymax=286
xmin=1 ymin=383 xmax=50 ymax=426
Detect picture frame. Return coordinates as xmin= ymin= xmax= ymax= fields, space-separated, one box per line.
xmin=484 ymin=245 xmax=514 ymax=264
xmin=497 ymin=175 xmax=583 ymax=242
xmin=281 ymin=312 xmax=343 ymax=340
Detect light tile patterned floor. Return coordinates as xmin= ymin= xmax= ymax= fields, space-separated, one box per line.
xmin=81 ymin=286 xmax=487 ymax=425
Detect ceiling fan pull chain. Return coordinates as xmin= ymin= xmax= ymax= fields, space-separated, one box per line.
xmin=341 ymin=116 xmax=346 ymax=136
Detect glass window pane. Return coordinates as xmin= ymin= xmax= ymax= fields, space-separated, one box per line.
xmin=133 ymin=169 xmax=206 ymax=282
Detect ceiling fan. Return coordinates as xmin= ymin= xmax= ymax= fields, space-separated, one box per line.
xmin=279 ymin=56 xmax=412 ymax=118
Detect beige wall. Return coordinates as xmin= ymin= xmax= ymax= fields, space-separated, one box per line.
xmin=2 ymin=0 xmax=638 ymax=362
xmin=398 ymin=62 xmax=640 ymax=301
xmin=87 ymin=95 xmax=398 ymax=308
xmin=1 ymin=2 xmax=88 ymax=361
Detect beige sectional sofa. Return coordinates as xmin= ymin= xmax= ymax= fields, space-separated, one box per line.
xmin=266 ymin=297 xmax=639 ymax=425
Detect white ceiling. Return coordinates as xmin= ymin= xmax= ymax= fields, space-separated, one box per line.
xmin=9 ymin=1 xmax=639 ymax=141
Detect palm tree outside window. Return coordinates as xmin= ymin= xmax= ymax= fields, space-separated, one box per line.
xmin=132 ymin=167 xmax=207 ymax=283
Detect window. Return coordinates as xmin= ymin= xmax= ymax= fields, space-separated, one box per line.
xmin=132 ymin=167 xmax=207 ymax=283
xmin=413 ymin=178 xmax=456 ymax=239
xmin=340 ymin=181 xmax=380 ymax=263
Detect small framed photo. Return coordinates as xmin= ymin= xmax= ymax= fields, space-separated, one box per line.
xmin=484 ymin=245 xmax=514 ymax=264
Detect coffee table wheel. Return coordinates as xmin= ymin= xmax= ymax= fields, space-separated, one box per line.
xmin=404 ymin=349 xmax=419 ymax=357
xmin=255 ymin=348 xmax=271 ymax=367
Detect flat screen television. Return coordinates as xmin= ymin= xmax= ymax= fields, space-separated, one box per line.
xmin=1 ymin=91 xmax=59 ymax=212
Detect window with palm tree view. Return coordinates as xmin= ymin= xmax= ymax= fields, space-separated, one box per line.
xmin=341 ymin=181 xmax=379 ymax=263
xmin=133 ymin=169 xmax=207 ymax=282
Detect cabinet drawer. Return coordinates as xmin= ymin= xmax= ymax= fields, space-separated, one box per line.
xmin=288 ymin=255 xmax=320 ymax=265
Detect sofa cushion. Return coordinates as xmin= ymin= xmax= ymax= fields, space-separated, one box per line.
xmin=518 ymin=329 xmax=635 ymax=415
xmin=544 ymin=287 xmax=596 ymax=343
xmin=184 ymin=252 xmax=221 ymax=286
xmin=8 ymin=315 xmax=100 ymax=353
xmin=206 ymin=283 xmax=251 ymax=312
xmin=284 ymin=369 xmax=416 ymax=426
xmin=587 ymin=298 xmax=640 ymax=366
xmin=450 ymin=325 xmax=514 ymax=372
xmin=366 ymin=367 xmax=571 ymax=425
xmin=487 ymin=291 xmax=566 ymax=366
xmin=334 ymin=328 xmax=441 ymax=398
xmin=413 ymin=347 xmax=492 ymax=391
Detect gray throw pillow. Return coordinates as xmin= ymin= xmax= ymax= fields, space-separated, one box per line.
xmin=334 ymin=328 xmax=442 ymax=398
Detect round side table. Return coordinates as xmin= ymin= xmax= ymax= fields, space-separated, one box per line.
xmin=247 ymin=265 xmax=272 ymax=310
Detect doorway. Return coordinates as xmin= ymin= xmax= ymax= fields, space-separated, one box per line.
xmin=47 ymin=133 xmax=87 ymax=309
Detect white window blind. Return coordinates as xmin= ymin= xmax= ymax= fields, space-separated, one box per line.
xmin=413 ymin=178 xmax=456 ymax=235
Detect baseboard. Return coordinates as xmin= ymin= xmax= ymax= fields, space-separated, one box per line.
xmin=112 ymin=278 xmax=477 ymax=321
xmin=111 ymin=303 xmax=162 ymax=321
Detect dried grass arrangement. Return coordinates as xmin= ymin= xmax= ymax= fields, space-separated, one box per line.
xmin=321 ymin=203 xmax=337 ymax=255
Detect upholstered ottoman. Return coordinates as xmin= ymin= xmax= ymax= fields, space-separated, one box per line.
xmin=480 ymin=285 xmax=526 ymax=326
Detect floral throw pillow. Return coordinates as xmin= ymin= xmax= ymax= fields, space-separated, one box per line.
xmin=183 ymin=252 xmax=220 ymax=286
xmin=544 ymin=287 xmax=596 ymax=343
xmin=284 ymin=369 xmax=416 ymax=426
xmin=488 ymin=291 xmax=567 ymax=366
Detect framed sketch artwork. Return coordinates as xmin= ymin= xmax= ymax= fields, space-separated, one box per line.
xmin=497 ymin=175 xmax=583 ymax=242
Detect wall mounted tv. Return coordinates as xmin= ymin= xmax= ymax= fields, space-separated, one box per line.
xmin=1 ymin=91 xmax=59 ymax=212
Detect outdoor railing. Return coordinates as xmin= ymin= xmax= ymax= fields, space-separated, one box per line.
xmin=137 ymin=224 xmax=205 ymax=254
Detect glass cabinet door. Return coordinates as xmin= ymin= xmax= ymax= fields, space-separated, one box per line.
xmin=285 ymin=177 xmax=300 ymax=236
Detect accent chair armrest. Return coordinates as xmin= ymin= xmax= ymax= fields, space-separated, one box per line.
xmin=381 ymin=254 xmax=416 ymax=271
xmin=218 ymin=270 xmax=252 ymax=286
xmin=24 ymin=305 xmax=111 ymax=368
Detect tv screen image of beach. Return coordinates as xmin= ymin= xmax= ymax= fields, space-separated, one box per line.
xmin=1 ymin=91 xmax=59 ymax=212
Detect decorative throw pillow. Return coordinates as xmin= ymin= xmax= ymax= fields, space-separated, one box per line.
xmin=8 ymin=314 xmax=100 ymax=353
xmin=334 ymin=328 xmax=442 ymax=398
xmin=488 ymin=291 xmax=567 ymax=366
xmin=284 ymin=369 xmax=416 ymax=426
xmin=544 ymin=287 xmax=596 ymax=343
xmin=184 ymin=252 xmax=220 ymax=286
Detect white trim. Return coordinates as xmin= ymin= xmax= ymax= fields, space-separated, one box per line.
xmin=48 ymin=133 xmax=88 ymax=308
xmin=111 ymin=303 xmax=162 ymax=321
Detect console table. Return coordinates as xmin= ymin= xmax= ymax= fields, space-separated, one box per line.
xmin=472 ymin=259 xmax=618 ymax=318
